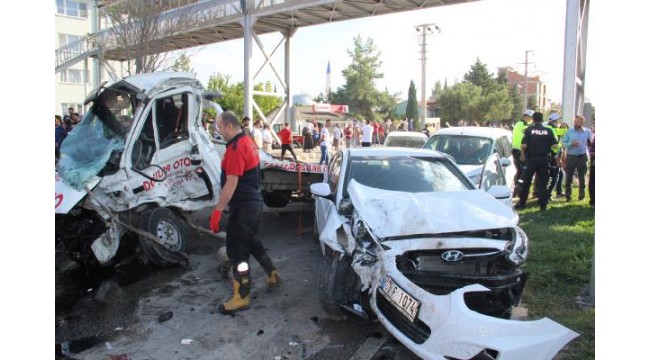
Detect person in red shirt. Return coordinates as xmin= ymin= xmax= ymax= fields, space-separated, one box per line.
xmin=344 ymin=123 xmax=352 ymax=148
xmin=210 ymin=111 xmax=280 ymax=314
xmin=278 ymin=123 xmax=298 ymax=161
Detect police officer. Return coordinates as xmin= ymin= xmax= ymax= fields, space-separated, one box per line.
xmin=545 ymin=112 xmax=562 ymax=199
xmin=515 ymin=111 xmax=558 ymax=212
xmin=210 ymin=111 xmax=280 ymax=314
xmin=512 ymin=110 xmax=533 ymax=190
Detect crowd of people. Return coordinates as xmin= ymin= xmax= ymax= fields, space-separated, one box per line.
xmin=513 ymin=109 xmax=595 ymax=212
xmin=55 ymin=107 xmax=84 ymax=162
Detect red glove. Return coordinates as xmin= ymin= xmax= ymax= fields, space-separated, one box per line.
xmin=209 ymin=209 xmax=222 ymax=233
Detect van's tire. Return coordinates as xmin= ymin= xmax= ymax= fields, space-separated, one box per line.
xmin=318 ymin=247 xmax=351 ymax=316
xmin=138 ymin=207 xmax=188 ymax=267
xmin=262 ymin=190 xmax=291 ymax=208
xmin=293 ymin=140 xmax=302 ymax=149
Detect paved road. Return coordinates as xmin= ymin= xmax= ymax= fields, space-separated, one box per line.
xmin=56 ymin=202 xmax=419 ymax=360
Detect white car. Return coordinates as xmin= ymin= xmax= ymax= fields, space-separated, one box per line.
xmin=383 ymin=131 xmax=429 ymax=148
xmin=423 ymin=127 xmax=516 ymax=190
xmin=310 ymin=147 xmax=577 ymax=360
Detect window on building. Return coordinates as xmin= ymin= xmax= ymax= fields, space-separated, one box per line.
xmin=58 ymin=33 xmax=85 ymax=54
xmin=60 ymin=69 xmax=87 ymax=84
xmin=61 ymin=104 xmax=84 ymax=118
xmin=56 ymin=0 xmax=88 ymax=18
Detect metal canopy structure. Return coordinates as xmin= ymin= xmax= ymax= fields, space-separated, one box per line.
xmin=94 ymin=0 xmax=474 ymax=61
xmin=56 ymin=0 xmax=477 ymax=124
xmin=561 ymin=0 xmax=590 ymax=124
xmin=56 ymin=0 xmax=590 ymax=126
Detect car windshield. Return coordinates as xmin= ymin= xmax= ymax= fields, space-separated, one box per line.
xmin=424 ymin=135 xmax=493 ymax=165
xmin=57 ymin=87 xmax=136 ymax=190
xmin=385 ymin=136 xmax=427 ymax=148
xmin=343 ymin=155 xmax=471 ymax=197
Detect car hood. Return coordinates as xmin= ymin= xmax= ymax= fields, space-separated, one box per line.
xmin=347 ymin=179 xmax=516 ymax=239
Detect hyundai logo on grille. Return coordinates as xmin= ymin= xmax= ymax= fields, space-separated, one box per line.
xmin=441 ymin=250 xmax=464 ymax=262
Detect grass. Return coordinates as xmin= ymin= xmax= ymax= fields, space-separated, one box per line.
xmin=516 ymin=189 xmax=595 ymax=359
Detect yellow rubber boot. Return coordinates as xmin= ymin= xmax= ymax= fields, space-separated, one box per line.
xmin=266 ymin=269 xmax=281 ymax=289
xmin=219 ymin=263 xmax=250 ymax=314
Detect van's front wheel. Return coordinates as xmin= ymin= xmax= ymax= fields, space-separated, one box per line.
xmin=138 ymin=207 xmax=188 ymax=267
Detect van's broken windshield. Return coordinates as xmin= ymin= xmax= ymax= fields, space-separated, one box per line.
xmin=57 ymin=88 xmax=136 ymax=190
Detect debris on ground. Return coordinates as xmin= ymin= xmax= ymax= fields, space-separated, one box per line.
xmin=180 ymin=339 xmax=193 ymax=345
xmin=158 ymin=311 xmax=173 ymax=323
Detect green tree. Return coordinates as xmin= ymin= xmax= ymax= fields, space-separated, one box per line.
xmin=206 ymin=73 xmax=282 ymax=119
xmin=438 ymin=82 xmax=482 ymax=124
xmin=253 ymin=81 xmax=283 ymax=117
xmin=331 ymin=35 xmax=384 ymax=121
xmin=405 ymin=80 xmax=419 ymax=126
xmin=477 ymin=84 xmax=513 ymax=125
xmin=171 ymin=53 xmax=195 ymax=75
xmin=207 ymin=73 xmax=244 ymax=116
xmin=375 ymin=88 xmax=400 ymax=119
xmin=314 ymin=92 xmax=329 ymax=103
xmin=463 ymin=58 xmax=497 ymax=94
xmin=527 ymin=95 xmax=538 ymax=111
xmin=508 ymin=86 xmax=523 ymax=122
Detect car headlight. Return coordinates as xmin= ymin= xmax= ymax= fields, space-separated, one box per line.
xmin=507 ymin=226 xmax=529 ymax=266
xmin=352 ymin=217 xmax=370 ymax=241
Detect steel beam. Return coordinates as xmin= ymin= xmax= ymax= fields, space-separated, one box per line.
xmin=562 ymin=0 xmax=589 ymax=125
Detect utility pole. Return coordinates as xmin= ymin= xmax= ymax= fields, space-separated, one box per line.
xmin=415 ymin=23 xmax=441 ymax=130
xmin=522 ymin=50 xmax=535 ymax=112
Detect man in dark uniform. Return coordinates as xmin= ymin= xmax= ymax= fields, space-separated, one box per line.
xmin=515 ymin=112 xmax=558 ymax=212
xmin=210 ymin=111 xmax=280 ymax=314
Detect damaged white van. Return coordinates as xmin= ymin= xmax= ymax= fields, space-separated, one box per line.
xmin=310 ymin=147 xmax=578 ymax=360
xmin=56 ymin=73 xmax=223 ymax=268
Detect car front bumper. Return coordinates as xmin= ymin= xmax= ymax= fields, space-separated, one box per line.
xmin=368 ymin=240 xmax=578 ymax=360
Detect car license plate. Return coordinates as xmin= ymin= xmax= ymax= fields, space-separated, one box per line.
xmin=379 ymin=276 xmax=420 ymax=322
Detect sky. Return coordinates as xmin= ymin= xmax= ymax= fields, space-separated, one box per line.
xmin=187 ymin=0 xmax=588 ymax=105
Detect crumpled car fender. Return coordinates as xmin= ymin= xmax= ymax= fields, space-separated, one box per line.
xmin=318 ymin=206 xmax=354 ymax=255
xmin=368 ymin=244 xmax=579 ymax=360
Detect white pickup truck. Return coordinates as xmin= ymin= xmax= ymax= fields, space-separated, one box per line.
xmin=55 ymin=72 xmax=324 ymax=269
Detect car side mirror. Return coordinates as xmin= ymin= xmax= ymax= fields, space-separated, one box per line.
xmin=310 ymin=183 xmax=332 ymax=199
xmin=500 ymin=158 xmax=512 ymax=167
xmin=487 ymin=185 xmax=511 ymax=200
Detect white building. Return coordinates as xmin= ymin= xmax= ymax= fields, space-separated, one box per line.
xmin=55 ymin=0 xmax=95 ymax=117
xmin=55 ymin=0 xmax=133 ymax=117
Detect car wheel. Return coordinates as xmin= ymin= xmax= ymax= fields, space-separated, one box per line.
xmin=318 ymin=246 xmax=352 ymax=316
xmin=293 ymin=140 xmax=302 ymax=149
xmin=138 ymin=207 xmax=188 ymax=267
xmin=262 ymin=190 xmax=291 ymax=208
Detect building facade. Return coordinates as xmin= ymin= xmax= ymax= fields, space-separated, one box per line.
xmin=55 ymin=0 xmax=95 ymax=117
xmin=55 ymin=0 xmax=132 ymax=117
xmin=498 ymin=67 xmax=548 ymax=111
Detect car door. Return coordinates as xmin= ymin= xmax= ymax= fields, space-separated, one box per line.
xmin=496 ymin=135 xmax=516 ymax=187
xmin=124 ymin=89 xmax=218 ymax=207
xmin=315 ymin=152 xmax=342 ymax=236
xmin=480 ymin=152 xmax=512 ymax=206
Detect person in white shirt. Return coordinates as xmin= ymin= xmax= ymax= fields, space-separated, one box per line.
xmin=251 ymin=120 xmax=264 ymax=149
xmin=262 ymin=123 xmax=274 ymax=153
xmin=361 ymin=119 xmax=374 ymax=147
xmin=319 ymin=120 xmax=331 ymax=165
xmin=332 ymin=123 xmax=342 ymax=151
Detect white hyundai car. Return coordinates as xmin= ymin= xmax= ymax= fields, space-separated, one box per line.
xmin=310 ymin=147 xmax=577 ymax=360
xmin=423 ymin=127 xmax=516 ymax=191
